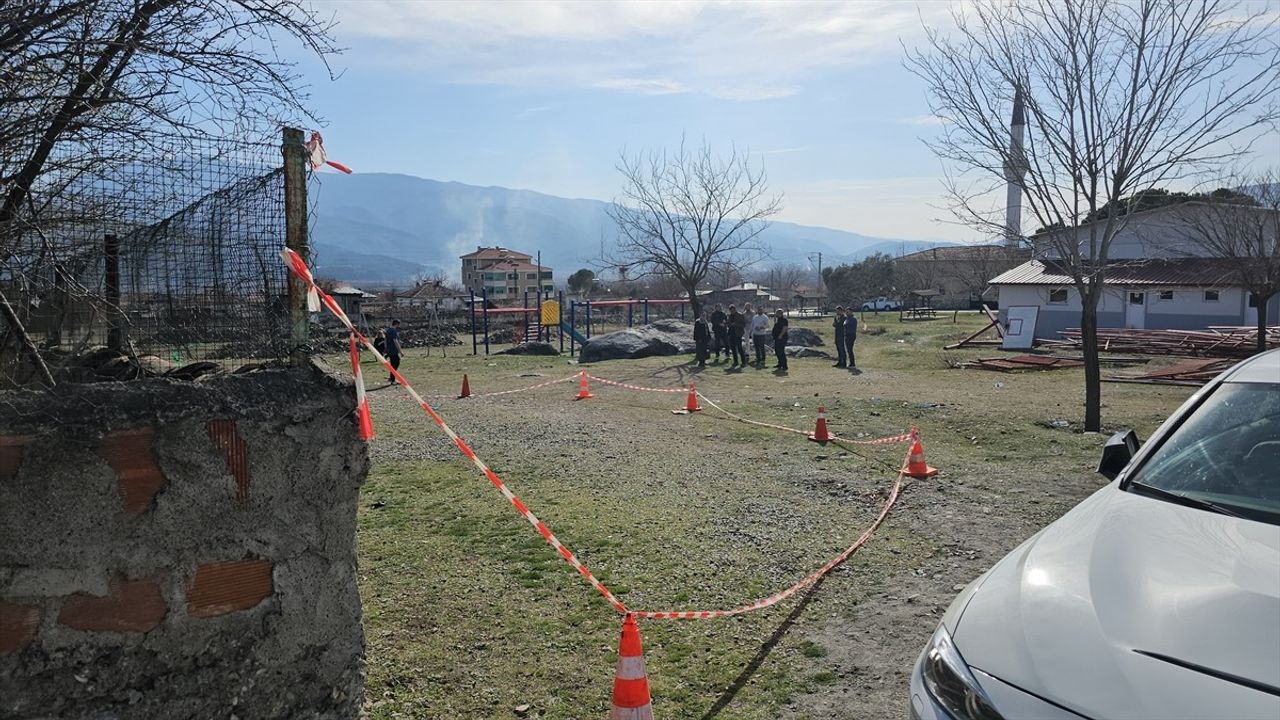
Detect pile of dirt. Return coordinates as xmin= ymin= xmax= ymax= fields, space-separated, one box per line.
xmin=499 ymin=342 xmax=560 ymax=356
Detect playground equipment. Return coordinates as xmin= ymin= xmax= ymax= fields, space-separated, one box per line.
xmin=468 ymin=288 xmax=690 ymax=356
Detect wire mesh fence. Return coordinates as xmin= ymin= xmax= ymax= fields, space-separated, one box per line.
xmin=1 ymin=134 xmax=293 ymax=385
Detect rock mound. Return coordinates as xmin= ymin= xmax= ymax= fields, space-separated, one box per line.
xmin=579 ymin=320 xmax=695 ymax=362
xmin=499 ymin=342 xmax=560 ymax=356
xmin=787 ymin=327 xmax=824 ymax=347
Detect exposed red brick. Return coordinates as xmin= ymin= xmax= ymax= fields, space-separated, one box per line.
xmin=0 ymin=602 xmax=40 ymax=654
xmin=95 ymin=428 xmax=166 ymax=514
xmin=58 ymin=578 xmax=166 ymax=633
xmin=0 ymin=435 xmax=33 ymax=481
xmin=186 ymin=559 xmax=273 ymax=618
xmin=206 ymin=420 xmax=250 ymax=504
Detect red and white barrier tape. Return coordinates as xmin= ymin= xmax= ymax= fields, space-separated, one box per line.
xmin=695 ymin=392 xmax=913 ymax=446
xmin=283 ymin=248 xmax=918 ymax=620
xmin=633 ymin=456 xmax=908 ymax=619
xmin=585 ymin=374 xmax=687 ymax=394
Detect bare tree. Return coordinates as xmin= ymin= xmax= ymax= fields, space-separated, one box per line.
xmin=1177 ymin=175 xmax=1280 ymax=352
xmin=752 ymin=261 xmax=808 ymax=299
xmin=907 ymin=0 xmax=1279 ymax=430
xmin=607 ymin=138 xmax=781 ymax=316
xmin=0 ymin=0 xmax=338 ymax=385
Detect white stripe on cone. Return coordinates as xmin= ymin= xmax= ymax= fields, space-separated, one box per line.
xmin=610 ymin=706 xmax=654 ymax=720
xmin=615 ymin=655 xmax=647 ymax=681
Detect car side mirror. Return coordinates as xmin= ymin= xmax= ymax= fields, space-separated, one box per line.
xmin=1098 ymin=429 xmax=1141 ymax=480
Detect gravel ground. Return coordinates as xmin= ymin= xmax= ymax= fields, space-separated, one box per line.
xmin=349 ymin=314 xmax=1194 ymax=719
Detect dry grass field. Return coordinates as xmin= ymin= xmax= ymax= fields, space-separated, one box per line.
xmin=341 ymin=312 xmax=1194 ymax=719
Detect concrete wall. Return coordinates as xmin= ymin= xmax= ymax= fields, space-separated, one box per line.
xmin=0 ymin=367 xmax=368 ymax=719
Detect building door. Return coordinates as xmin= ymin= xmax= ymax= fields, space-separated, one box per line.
xmin=1245 ymin=293 xmax=1259 ymax=328
xmin=1126 ymin=291 xmax=1146 ymax=329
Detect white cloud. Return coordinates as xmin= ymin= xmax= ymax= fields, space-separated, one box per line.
xmin=318 ymin=0 xmax=951 ymax=100
xmin=898 ymin=114 xmax=950 ymax=126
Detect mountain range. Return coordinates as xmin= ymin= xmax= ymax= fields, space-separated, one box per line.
xmin=308 ymin=172 xmax=954 ymax=286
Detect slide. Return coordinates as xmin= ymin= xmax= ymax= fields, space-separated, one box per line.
xmin=560 ymin=321 xmax=589 ymax=345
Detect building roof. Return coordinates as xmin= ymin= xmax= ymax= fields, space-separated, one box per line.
xmin=896 ymin=244 xmax=1030 ymax=262
xmin=990 ymin=258 xmax=1240 ymax=287
xmin=398 ymin=282 xmax=468 ymax=300
xmin=460 ymin=246 xmax=533 ymax=261
xmin=477 ymin=260 xmax=548 ymax=273
xmin=330 ymin=284 xmax=376 ymax=298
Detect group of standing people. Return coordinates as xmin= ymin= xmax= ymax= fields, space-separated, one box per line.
xmin=693 ymin=303 xmax=791 ymax=371
xmin=691 ymin=303 xmax=860 ymax=373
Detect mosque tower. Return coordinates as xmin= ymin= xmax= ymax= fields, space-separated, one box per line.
xmin=1003 ymin=88 xmax=1026 ymax=247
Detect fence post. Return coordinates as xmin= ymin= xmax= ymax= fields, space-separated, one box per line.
xmin=482 ymin=288 xmax=490 ymax=355
xmin=283 ymin=127 xmax=309 ymax=365
xmin=558 ymin=291 xmax=564 ymax=353
xmin=470 ymin=290 xmax=477 ymax=355
xmin=643 ymin=298 xmax=649 ymax=324
xmin=104 ymin=233 xmax=123 ymax=352
xmin=585 ymin=301 xmax=592 ymax=339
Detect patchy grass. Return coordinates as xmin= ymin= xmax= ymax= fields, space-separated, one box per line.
xmin=348 ymin=311 xmax=1193 ymax=719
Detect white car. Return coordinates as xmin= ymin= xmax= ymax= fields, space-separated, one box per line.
xmin=861 ymin=297 xmax=901 ymax=311
xmin=910 ymin=349 xmax=1280 ymax=720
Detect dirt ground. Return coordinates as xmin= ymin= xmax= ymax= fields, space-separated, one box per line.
xmin=342 ymin=312 xmax=1194 ymax=719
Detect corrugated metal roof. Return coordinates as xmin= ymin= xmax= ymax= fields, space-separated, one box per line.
xmin=989 ymin=258 xmax=1239 ymax=286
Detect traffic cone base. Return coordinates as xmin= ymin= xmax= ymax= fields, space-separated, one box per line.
xmin=458 ymin=374 xmax=471 ymax=399
xmin=575 ymin=372 xmax=593 ymax=400
xmin=673 ymin=384 xmax=701 ymax=414
xmin=610 ymin=615 xmax=654 ymax=720
xmin=808 ymin=406 xmax=832 ymax=443
xmin=903 ymin=437 xmax=939 ymax=478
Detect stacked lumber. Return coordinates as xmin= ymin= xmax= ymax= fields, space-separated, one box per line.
xmin=1104 ymin=358 xmax=1236 ymax=386
xmin=1050 ymin=327 xmax=1279 ymax=358
xmin=963 ymin=354 xmax=1085 ymax=372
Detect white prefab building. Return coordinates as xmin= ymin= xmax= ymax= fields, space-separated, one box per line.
xmin=990 ymin=202 xmax=1279 ymax=339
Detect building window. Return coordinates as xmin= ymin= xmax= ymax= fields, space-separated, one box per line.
xmin=1158 ymin=290 xmax=1174 ymax=301
xmin=526 ymin=273 xmax=537 ymax=280
xmin=543 ymin=285 xmax=554 ymax=292
xmin=1048 ymin=288 xmax=1068 ymax=304
xmin=507 ymin=273 xmax=517 ymax=280
xmin=1248 ymin=293 xmax=1259 ymax=308
xmin=1204 ymin=289 xmax=1220 ymax=302
xmin=1128 ymin=292 xmax=1145 ymax=306
xmin=540 ymin=271 xmax=553 ymax=279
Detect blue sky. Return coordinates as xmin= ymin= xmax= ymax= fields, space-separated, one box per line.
xmin=297 ymin=1 xmax=1277 ymax=243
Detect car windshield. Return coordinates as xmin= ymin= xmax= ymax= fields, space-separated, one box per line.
xmin=1127 ymin=381 xmax=1280 ymax=525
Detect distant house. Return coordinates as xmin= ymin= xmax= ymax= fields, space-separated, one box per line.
xmin=328 ymin=284 xmax=376 ymax=322
xmin=790 ymin=285 xmax=828 ymax=312
xmin=989 ymin=202 xmax=1279 ymax=338
xmin=703 ymin=282 xmax=783 ymax=309
xmin=459 ymin=246 xmax=553 ymax=299
xmin=894 ymin=245 xmax=1029 ymax=310
xmin=395 ymin=281 xmax=469 ymax=313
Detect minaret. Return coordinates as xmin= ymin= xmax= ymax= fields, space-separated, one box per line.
xmin=1003 ymin=88 xmax=1026 ymax=247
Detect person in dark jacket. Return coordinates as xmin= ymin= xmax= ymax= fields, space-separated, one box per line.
xmin=384 ymin=319 xmax=403 ymax=382
xmin=693 ymin=311 xmax=710 ymax=368
xmin=710 ymin=304 xmax=728 ymax=361
xmin=771 ymin=309 xmax=789 ymax=371
xmin=726 ymin=305 xmax=746 ymax=369
xmin=832 ymin=306 xmax=847 ymax=368
xmin=843 ymin=312 xmax=858 ymax=370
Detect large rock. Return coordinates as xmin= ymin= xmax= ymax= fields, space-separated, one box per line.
xmin=787 ymin=346 xmax=833 ymax=358
xmin=787 ymin=327 xmax=824 ymax=347
xmin=579 ymin=320 xmax=695 ymax=362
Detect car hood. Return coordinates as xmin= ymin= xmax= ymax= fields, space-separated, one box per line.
xmin=953 ymin=483 xmax=1280 ymax=719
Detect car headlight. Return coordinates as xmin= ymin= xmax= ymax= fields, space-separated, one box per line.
xmin=921 ymin=625 xmax=1005 ymax=720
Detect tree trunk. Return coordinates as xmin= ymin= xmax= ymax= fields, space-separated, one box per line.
xmin=687 ymin=282 xmax=703 ymax=318
xmin=1081 ymin=301 xmax=1102 ymax=432
xmin=1257 ymin=293 xmax=1272 ymax=355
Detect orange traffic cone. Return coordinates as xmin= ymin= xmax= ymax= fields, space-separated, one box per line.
xmin=610 ymin=614 xmax=654 ymax=720
xmin=348 ymin=334 xmax=374 ymax=441
xmin=903 ymin=430 xmax=939 ymax=478
xmin=808 ymin=406 xmax=833 ymax=443
xmin=575 ymin=371 xmax=593 ymax=400
xmin=673 ymin=384 xmax=701 ymax=414
xmin=458 ymin=374 xmax=471 ymax=399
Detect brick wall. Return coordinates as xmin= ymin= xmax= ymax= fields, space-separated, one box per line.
xmin=0 ymin=366 xmax=368 ymax=719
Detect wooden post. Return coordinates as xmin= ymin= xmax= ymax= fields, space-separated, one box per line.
xmin=283 ymin=127 xmax=309 ymax=365
xmin=104 ymin=233 xmax=122 ymax=352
